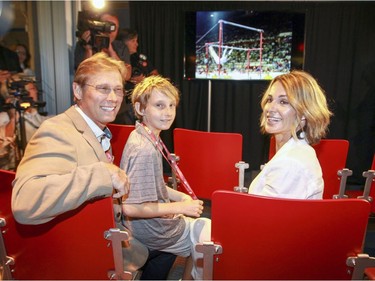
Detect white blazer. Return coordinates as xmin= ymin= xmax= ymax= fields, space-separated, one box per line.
xmin=248 ymin=137 xmax=323 ymax=199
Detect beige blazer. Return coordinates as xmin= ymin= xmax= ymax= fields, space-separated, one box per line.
xmin=12 ymin=106 xmax=114 ymax=225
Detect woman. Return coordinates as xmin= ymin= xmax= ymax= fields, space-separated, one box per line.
xmin=113 ymin=28 xmax=159 ymax=125
xmin=15 ymin=44 xmax=34 ymax=76
xmin=248 ymin=70 xmax=332 ymax=199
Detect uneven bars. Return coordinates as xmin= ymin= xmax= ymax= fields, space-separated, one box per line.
xmin=209 ymin=44 xmax=262 ymax=52
xmin=219 ymin=20 xmax=264 ymax=33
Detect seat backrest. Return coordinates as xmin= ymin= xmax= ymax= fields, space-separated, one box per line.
xmin=0 ymin=170 xmax=117 ymax=279
xmin=269 ymin=137 xmax=349 ymax=199
xmin=313 ymin=139 xmax=350 ymax=199
xmin=370 ymin=154 xmax=375 ymax=213
xmin=107 ymin=123 xmax=135 ymax=166
xmin=209 ymin=190 xmax=370 ymax=280
xmin=173 ymin=128 xmax=243 ymax=199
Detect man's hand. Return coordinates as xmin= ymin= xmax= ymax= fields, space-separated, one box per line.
xmin=111 ymin=168 xmax=130 ymax=199
xmin=130 ymin=74 xmax=145 ymax=85
xmin=0 ymin=70 xmax=11 ymax=83
xmin=80 ymin=30 xmax=92 ymax=49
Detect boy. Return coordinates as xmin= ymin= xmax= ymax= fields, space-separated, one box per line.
xmin=120 ymin=76 xmax=211 ymax=279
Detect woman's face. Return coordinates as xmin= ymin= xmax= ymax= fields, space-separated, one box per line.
xmin=263 ymin=81 xmax=297 ymax=142
xmin=125 ymin=36 xmax=138 ymax=55
xmin=16 ymin=45 xmax=27 ymax=63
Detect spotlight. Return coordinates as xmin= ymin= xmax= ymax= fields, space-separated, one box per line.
xmin=91 ymin=0 xmax=105 ymax=9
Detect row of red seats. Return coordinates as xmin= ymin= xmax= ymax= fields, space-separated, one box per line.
xmin=2 ymin=169 xmax=374 ymax=280
xmin=109 ymin=124 xmax=375 ymax=279
xmin=1 ymin=125 xmax=374 ymax=279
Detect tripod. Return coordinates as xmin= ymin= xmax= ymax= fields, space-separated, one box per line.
xmin=16 ymin=108 xmax=28 ymax=157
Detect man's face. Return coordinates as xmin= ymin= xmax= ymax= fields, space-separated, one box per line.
xmin=74 ymin=70 xmax=123 ymax=129
xmin=100 ymin=14 xmax=119 ymax=42
xmin=25 ymin=83 xmax=38 ymax=101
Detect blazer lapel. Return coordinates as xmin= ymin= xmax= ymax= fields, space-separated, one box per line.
xmin=65 ymin=106 xmax=109 ymax=163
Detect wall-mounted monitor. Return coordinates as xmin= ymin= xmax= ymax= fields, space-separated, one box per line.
xmin=184 ymin=10 xmax=305 ymax=81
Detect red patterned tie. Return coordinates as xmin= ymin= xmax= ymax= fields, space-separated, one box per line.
xmin=101 ymin=127 xmax=114 ymax=163
xmin=105 ymin=147 xmax=114 ymax=163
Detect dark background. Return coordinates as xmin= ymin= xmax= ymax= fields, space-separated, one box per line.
xmin=122 ymin=1 xmax=374 ymax=185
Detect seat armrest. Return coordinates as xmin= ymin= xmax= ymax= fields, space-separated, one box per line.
xmin=347 ymin=253 xmax=375 ymax=280
xmin=104 ymin=228 xmax=133 ymax=280
xmin=196 ymin=242 xmax=223 ymax=280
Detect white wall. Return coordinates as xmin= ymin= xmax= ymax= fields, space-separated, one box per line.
xmin=36 ymin=1 xmax=75 ymax=115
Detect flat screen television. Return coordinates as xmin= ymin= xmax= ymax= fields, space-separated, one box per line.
xmin=184 ymin=10 xmax=305 ymax=81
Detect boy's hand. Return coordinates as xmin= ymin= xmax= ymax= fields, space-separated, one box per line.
xmin=181 ymin=199 xmax=204 ymax=217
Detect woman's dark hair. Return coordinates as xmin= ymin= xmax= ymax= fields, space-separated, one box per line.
xmin=117 ymin=28 xmax=138 ymax=42
xmin=16 ymin=43 xmax=31 ymax=68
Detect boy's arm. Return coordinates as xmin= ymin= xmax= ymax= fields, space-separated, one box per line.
xmin=122 ymin=199 xmax=203 ymax=219
xmin=167 ymin=186 xmax=192 ymax=202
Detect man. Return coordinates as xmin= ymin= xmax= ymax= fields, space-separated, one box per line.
xmin=12 ymin=52 xmax=129 ymax=225
xmin=74 ymin=12 xmax=131 ymax=81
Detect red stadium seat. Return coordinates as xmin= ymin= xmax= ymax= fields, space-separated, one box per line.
xmin=0 ymin=170 xmax=131 ymax=280
xmin=197 ymin=190 xmax=373 ymax=280
xmin=366 ymin=268 xmax=375 ymax=280
xmin=173 ymin=128 xmax=243 ymax=199
xmin=269 ymin=137 xmax=349 ymax=199
xmin=107 ymin=123 xmax=135 ymax=166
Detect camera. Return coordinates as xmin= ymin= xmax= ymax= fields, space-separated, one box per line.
xmin=0 ymin=80 xmax=46 ymax=112
xmin=131 ymin=54 xmax=148 ymax=77
xmin=76 ymin=11 xmax=116 ymax=51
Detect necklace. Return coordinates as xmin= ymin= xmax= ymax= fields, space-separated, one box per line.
xmin=139 ymin=122 xmax=198 ymax=200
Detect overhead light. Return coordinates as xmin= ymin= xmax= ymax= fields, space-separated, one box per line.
xmin=91 ymin=0 xmax=105 ymax=10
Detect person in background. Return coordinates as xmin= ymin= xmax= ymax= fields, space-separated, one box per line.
xmin=22 ymin=82 xmax=50 ymax=142
xmin=74 ymin=12 xmax=131 ymax=82
xmin=120 ymin=75 xmax=211 ymax=280
xmin=0 ymin=88 xmax=16 ymax=170
xmin=113 ymin=28 xmax=159 ymax=125
xmin=248 ymin=70 xmax=332 ymax=199
xmin=0 ymin=45 xmax=22 ymax=74
xmin=15 ymin=44 xmax=34 ymax=76
xmin=120 ymin=28 xmax=159 ymax=86
xmin=0 ymin=69 xmax=12 ymax=98
xmin=0 ymin=44 xmax=22 ymax=170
